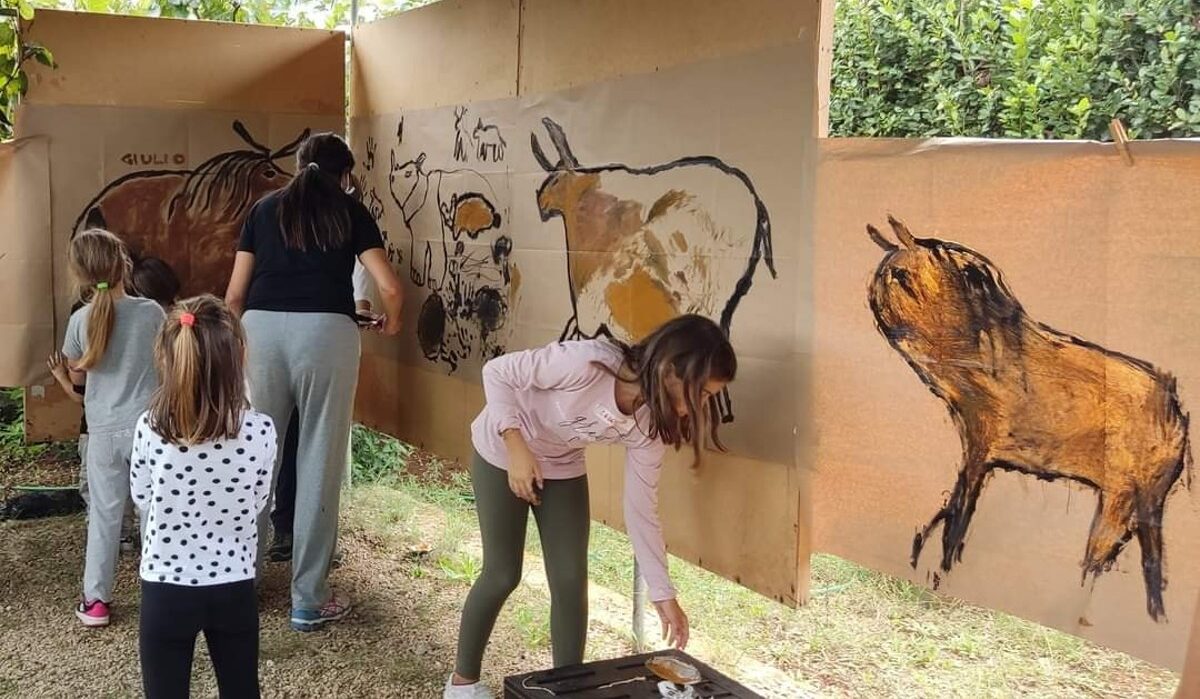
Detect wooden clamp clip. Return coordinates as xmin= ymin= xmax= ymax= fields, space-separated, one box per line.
xmin=1110 ymin=119 xmax=1134 ymax=166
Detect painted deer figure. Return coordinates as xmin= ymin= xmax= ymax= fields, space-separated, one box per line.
xmin=867 ymin=216 xmax=1191 ymax=621
xmin=531 ymin=116 xmax=775 ymax=423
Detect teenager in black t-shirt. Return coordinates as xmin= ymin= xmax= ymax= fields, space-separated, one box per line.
xmin=225 ymin=132 xmax=403 ymax=632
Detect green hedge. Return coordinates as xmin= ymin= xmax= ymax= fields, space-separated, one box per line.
xmin=831 ymin=0 xmax=1200 ymax=139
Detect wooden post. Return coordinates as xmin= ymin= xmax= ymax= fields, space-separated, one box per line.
xmin=632 ymin=558 xmax=646 ymax=652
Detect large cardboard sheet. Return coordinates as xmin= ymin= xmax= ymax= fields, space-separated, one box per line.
xmin=6 ymin=10 xmax=344 ymax=436
xmin=0 ymin=138 xmax=53 ymax=387
xmin=351 ymin=0 xmax=818 ymax=605
xmin=352 ymin=45 xmax=805 ymax=462
xmin=814 ymin=137 xmax=1200 ymax=668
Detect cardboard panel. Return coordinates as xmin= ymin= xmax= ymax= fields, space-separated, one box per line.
xmin=813 ymin=137 xmax=1200 ymax=668
xmin=351 ymin=0 xmax=520 ymax=116
xmin=0 ymin=138 xmax=53 ymax=387
xmin=519 ymin=0 xmax=819 ymax=99
xmin=10 ymin=11 xmax=345 ymax=439
xmin=351 ymin=0 xmax=818 ymax=604
xmin=22 ymin=10 xmax=344 ymax=114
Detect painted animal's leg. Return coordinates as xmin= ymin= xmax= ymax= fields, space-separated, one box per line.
xmin=1135 ymin=488 xmax=1171 ymax=621
xmin=936 ymin=458 xmax=991 ymax=572
xmin=713 ymin=388 xmax=734 ymax=424
xmin=559 ymin=315 xmax=581 ymax=342
xmin=1081 ymin=489 xmax=1135 ymax=585
xmin=911 ymin=507 xmax=949 ymax=568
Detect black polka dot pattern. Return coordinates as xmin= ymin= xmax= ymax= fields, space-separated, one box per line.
xmin=130 ymin=412 xmax=276 ymax=587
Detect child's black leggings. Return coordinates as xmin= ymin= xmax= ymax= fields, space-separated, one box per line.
xmin=140 ymin=579 xmax=260 ymax=699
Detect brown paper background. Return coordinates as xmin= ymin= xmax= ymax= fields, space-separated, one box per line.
xmin=351 ymin=0 xmax=819 ymax=605
xmin=0 ymin=138 xmax=53 ymax=387
xmin=6 ymin=10 xmax=345 ymax=438
xmin=814 ymin=137 xmax=1200 ymax=669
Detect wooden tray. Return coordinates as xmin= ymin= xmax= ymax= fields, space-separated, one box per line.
xmin=503 ymin=649 xmax=763 ymax=698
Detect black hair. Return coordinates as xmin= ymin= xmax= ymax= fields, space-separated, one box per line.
xmin=276 ymin=132 xmax=356 ymax=251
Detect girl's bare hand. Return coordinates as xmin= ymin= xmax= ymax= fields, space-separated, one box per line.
xmin=653 ymin=598 xmax=690 ymax=650
xmin=504 ymin=432 xmax=543 ymax=505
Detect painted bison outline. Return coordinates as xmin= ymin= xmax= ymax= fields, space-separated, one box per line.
xmin=531 ymin=116 xmax=776 ymax=423
xmin=867 ymin=215 xmax=1191 ymax=620
xmin=73 ymin=121 xmax=309 ymax=295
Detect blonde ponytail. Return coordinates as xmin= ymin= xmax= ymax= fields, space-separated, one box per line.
xmin=69 ymin=230 xmax=132 ymax=370
xmin=148 ymin=296 xmax=247 ymax=445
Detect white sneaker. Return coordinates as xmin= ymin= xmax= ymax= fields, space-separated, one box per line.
xmin=443 ymin=674 xmax=494 ymax=699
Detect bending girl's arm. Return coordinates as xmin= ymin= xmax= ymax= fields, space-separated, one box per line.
xmin=623 ymin=441 xmax=675 ymax=602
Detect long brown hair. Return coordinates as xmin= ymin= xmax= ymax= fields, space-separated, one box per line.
xmin=147 ymin=295 xmax=248 ymax=445
xmin=68 ymin=229 xmax=133 ymax=370
xmin=608 ymin=314 xmax=737 ymax=465
xmin=276 ymin=132 xmax=356 ymax=252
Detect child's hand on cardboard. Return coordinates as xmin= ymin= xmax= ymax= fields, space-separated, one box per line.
xmin=47 ymin=350 xmax=71 ymax=381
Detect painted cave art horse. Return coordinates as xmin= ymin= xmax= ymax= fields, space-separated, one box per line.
xmin=867 ymin=216 xmax=1191 ymax=621
xmin=531 ymin=117 xmax=775 ymax=423
xmin=74 ymin=122 xmax=307 ymax=295
xmin=388 ymin=150 xmax=513 ymax=371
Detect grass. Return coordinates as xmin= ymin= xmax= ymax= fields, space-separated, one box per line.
xmin=0 ymin=393 xmax=1181 ymax=698
xmin=344 ymin=425 xmax=1181 ymax=698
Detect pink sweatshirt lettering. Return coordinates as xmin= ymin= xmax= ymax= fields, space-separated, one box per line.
xmin=471 ymin=340 xmax=674 ymax=602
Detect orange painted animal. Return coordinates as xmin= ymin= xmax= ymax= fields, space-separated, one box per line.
xmin=868 ymin=216 xmax=1190 ymax=621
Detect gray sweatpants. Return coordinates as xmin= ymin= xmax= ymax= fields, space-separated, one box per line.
xmin=82 ymin=426 xmax=137 ymax=602
xmin=78 ymin=433 xmax=137 ymax=540
xmin=243 ymin=311 xmax=360 ymax=612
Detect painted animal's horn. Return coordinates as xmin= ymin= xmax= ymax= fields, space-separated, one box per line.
xmin=541 ymin=117 xmax=579 ymax=169
xmin=867 ymin=224 xmax=897 ymax=252
xmin=232 ymin=120 xmax=270 ymax=154
xmin=531 ymin=132 xmax=555 ymax=172
xmin=888 ymin=215 xmax=916 ymax=249
xmin=273 ymin=128 xmax=311 ymax=159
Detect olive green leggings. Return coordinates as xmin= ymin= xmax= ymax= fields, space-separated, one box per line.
xmin=454 ymin=453 xmax=590 ymax=680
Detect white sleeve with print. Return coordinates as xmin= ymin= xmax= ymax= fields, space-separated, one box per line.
xmin=131 ymin=410 xmax=276 ymax=587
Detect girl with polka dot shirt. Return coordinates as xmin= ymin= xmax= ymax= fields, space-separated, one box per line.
xmin=130 ymin=295 xmax=276 ymax=699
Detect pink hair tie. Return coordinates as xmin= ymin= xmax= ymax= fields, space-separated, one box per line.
xmin=179 ymin=312 xmax=196 ymax=327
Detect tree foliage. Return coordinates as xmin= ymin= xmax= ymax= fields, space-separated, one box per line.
xmin=0 ymin=0 xmax=53 ymax=139
xmin=831 ymin=0 xmax=1200 ymax=139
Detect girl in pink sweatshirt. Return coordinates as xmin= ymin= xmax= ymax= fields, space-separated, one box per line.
xmin=445 ymin=314 xmax=737 ymax=698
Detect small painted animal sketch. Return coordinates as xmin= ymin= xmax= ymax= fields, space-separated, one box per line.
xmin=531 ymin=116 xmax=775 ymax=423
xmin=453 ymin=106 xmax=475 ymax=163
xmin=867 ymin=216 xmax=1191 ymax=621
xmin=74 ymin=121 xmax=306 ymax=295
xmin=388 ymin=146 xmax=517 ymax=372
xmin=473 ymin=118 xmax=506 ymax=162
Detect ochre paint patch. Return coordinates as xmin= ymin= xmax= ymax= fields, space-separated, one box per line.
xmin=605 ymin=266 xmax=677 ymax=341
xmin=453 ymin=195 xmax=499 ymax=237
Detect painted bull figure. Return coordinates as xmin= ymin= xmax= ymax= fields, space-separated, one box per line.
xmin=388 ymin=149 xmax=515 ymax=371
xmin=531 ymin=117 xmax=775 ymax=423
xmin=73 ymin=121 xmax=307 ymax=295
xmin=868 ymin=216 xmax=1191 ymax=621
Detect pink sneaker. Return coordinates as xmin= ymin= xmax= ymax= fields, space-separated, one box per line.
xmin=76 ymin=599 xmax=110 ymax=627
